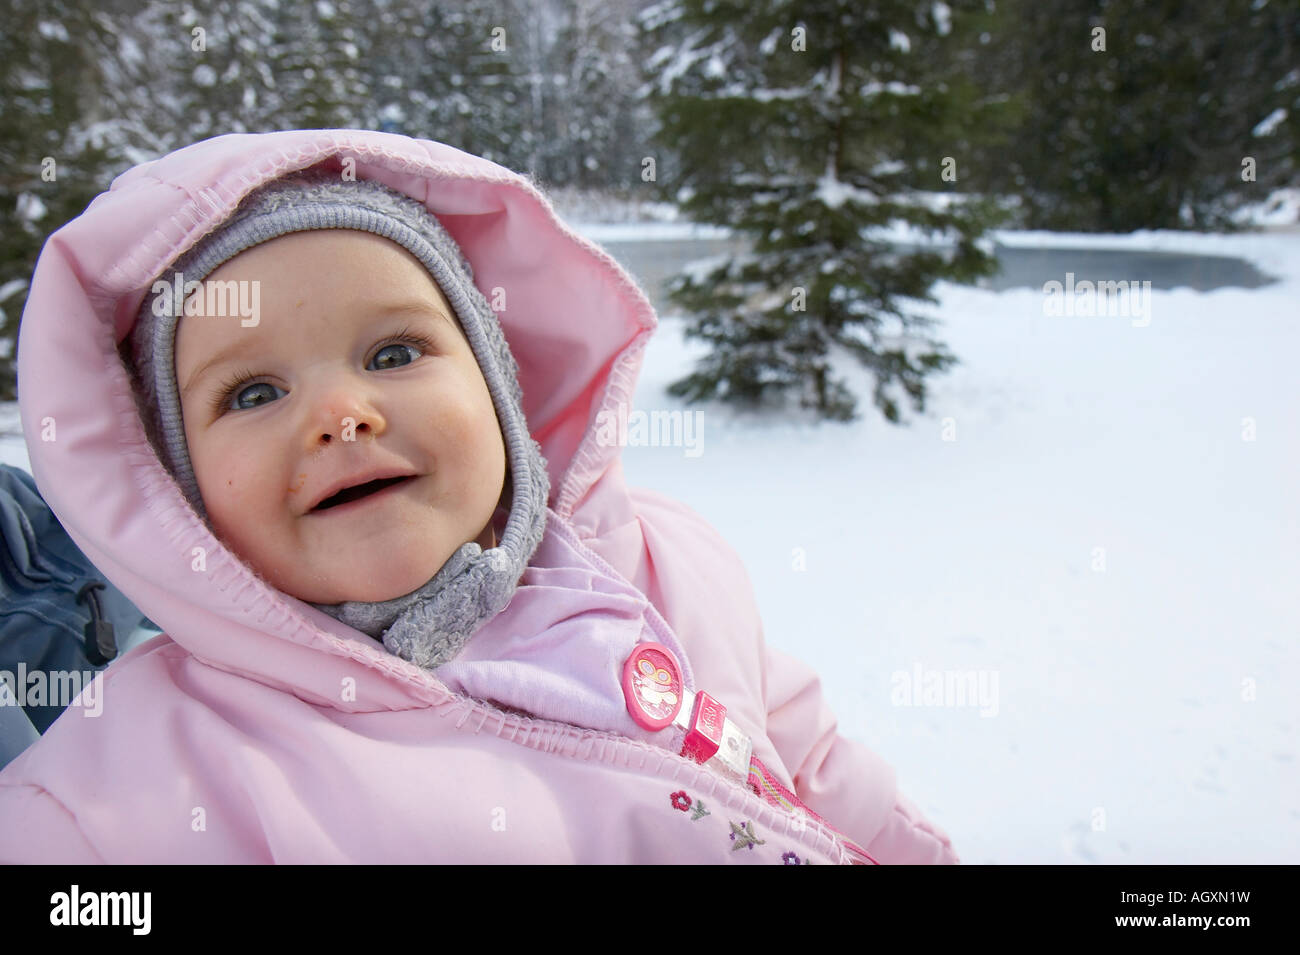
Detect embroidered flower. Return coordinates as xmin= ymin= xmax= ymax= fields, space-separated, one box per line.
xmin=670 ymin=790 xmax=692 ymax=812
xmin=728 ymin=820 xmax=766 ymax=851
xmin=782 ymin=851 xmax=801 ymax=865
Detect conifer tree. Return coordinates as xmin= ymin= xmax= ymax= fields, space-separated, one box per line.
xmin=640 ymin=0 xmax=1007 ymax=423
xmin=268 ymin=0 xmax=369 ymax=130
xmin=971 ymin=0 xmax=1300 ymax=231
xmin=545 ymin=0 xmax=649 ymax=188
xmin=119 ymin=0 xmax=286 ymax=147
xmin=0 ymin=0 xmax=124 ymax=400
xmin=358 ymin=1 xmax=535 ymax=171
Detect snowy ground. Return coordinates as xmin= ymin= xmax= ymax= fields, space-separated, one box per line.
xmin=2 ymin=219 xmax=1296 ymax=864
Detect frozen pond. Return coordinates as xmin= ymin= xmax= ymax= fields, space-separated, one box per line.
xmin=600 ymin=237 xmax=1279 ymax=312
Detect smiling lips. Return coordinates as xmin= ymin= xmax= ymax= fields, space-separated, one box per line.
xmin=308 ymin=472 xmax=419 ymax=514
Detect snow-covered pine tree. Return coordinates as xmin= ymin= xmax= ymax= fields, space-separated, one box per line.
xmin=268 ymin=0 xmax=369 ymax=130
xmin=971 ymin=0 xmax=1300 ymax=232
xmin=114 ymin=0 xmax=286 ymax=150
xmin=544 ymin=0 xmax=651 ymax=188
xmin=358 ymin=0 xmax=535 ymax=172
xmin=349 ymin=0 xmax=434 ymax=133
xmin=0 ymin=0 xmax=134 ymax=399
xmin=640 ymin=0 xmax=1006 ymax=423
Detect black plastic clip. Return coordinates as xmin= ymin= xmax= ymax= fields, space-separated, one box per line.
xmin=76 ymin=580 xmax=118 ymax=666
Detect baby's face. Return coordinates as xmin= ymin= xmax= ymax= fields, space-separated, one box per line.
xmin=174 ymin=230 xmax=506 ymax=605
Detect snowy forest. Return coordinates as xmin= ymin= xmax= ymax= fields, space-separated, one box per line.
xmin=1 ymin=0 xmax=1297 ymax=418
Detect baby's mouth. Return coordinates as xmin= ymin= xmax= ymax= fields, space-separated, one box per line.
xmin=311 ymin=475 xmax=417 ymax=512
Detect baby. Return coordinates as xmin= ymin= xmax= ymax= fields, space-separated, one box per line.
xmin=0 ymin=130 xmax=959 ymax=864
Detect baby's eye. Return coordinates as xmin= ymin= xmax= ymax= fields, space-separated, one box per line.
xmin=230 ymin=381 xmax=284 ymax=411
xmin=369 ymin=342 xmax=421 ymax=371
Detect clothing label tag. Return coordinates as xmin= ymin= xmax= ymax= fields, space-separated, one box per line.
xmin=682 ymin=690 xmax=725 ymax=763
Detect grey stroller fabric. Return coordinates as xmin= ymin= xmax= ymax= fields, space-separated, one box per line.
xmin=0 ymin=464 xmax=154 ymax=760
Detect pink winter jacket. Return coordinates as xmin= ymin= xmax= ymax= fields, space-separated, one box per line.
xmin=0 ymin=129 xmax=958 ymax=864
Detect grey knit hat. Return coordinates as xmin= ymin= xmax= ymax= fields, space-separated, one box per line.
xmin=124 ymin=167 xmax=549 ymax=669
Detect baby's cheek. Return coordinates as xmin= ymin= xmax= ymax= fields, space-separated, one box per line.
xmin=204 ymin=474 xmax=282 ymax=573
xmin=466 ymin=412 xmax=506 ymax=477
xmin=432 ymin=386 xmax=492 ymax=454
xmin=196 ymin=446 xmax=258 ymax=518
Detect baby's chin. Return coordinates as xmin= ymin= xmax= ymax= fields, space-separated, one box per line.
xmin=216 ymin=507 xmax=500 ymax=605
xmin=283 ymin=531 xmax=495 ymax=605
xmin=297 ymin=556 xmax=451 ymax=605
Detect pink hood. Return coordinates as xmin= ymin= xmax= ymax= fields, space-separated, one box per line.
xmin=0 ymin=130 xmax=958 ymax=864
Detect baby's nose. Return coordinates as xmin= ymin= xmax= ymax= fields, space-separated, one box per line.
xmin=318 ymin=415 xmax=373 ymax=444
xmin=305 ymin=385 xmax=386 ymax=447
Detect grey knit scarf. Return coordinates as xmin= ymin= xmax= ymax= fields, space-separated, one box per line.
xmin=124 ymin=168 xmax=549 ymax=669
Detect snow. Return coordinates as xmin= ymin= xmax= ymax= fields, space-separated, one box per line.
xmin=933 ymin=2 xmax=953 ymax=36
xmin=1233 ymin=187 xmax=1300 ymax=228
xmin=3 ymin=220 xmax=1296 ymax=864
xmin=15 ymin=193 xmax=47 ymax=223
xmin=673 ymin=253 xmax=741 ymax=285
xmin=815 ymin=172 xmax=879 ymax=209
xmin=1252 ymin=107 xmax=1287 ymax=137
xmin=116 ymin=33 xmax=144 ymax=66
xmin=37 ymin=20 xmax=70 ymax=42
xmin=860 ymin=80 xmax=922 ymax=97
xmin=711 ymin=84 xmax=811 ymax=102
xmin=646 ymin=28 xmax=719 ymax=95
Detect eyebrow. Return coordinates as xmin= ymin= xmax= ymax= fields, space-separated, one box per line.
xmin=179 ymin=301 xmax=457 ymax=398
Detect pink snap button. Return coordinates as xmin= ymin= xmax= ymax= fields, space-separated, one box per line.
xmin=621 ymin=642 xmax=684 ymax=731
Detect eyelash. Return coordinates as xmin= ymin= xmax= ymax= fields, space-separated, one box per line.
xmin=208 ymin=326 xmax=439 ymax=417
